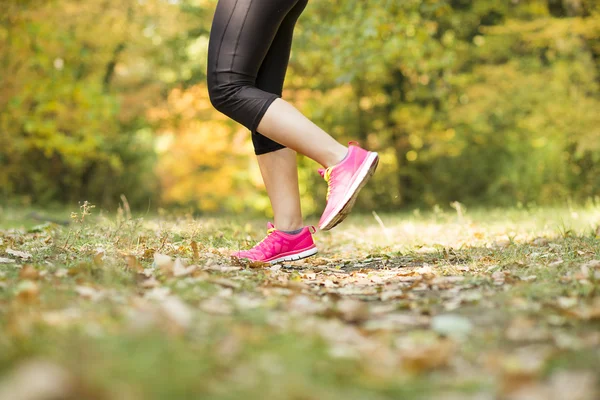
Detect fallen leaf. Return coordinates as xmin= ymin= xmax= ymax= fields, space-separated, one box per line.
xmin=153 ymin=252 xmax=174 ymax=274
xmin=15 ymin=280 xmax=39 ymax=303
xmin=399 ymin=338 xmax=455 ymax=373
xmin=492 ymin=270 xmax=506 ymax=285
xmin=191 ymin=241 xmax=200 ymax=260
xmin=140 ymin=277 xmax=160 ymax=288
xmin=323 ymin=279 xmax=335 ymax=288
xmin=0 ymin=360 xmax=74 ymax=400
xmin=548 ymin=259 xmax=563 ymax=268
xmin=265 ymin=279 xmax=309 ymax=292
xmin=159 ymin=296 xmax=193 ymax=332
xmin=288 ymin=295 xmax=327 ymax=315
xmin=41 ymin=309 xmax=81 ymax=327
xmin=497 ymin=346 xmax=553 ymax=395
xmin=548 ymin=370 xmax=598 ymax=400
xmin=19 ymin=265 xmax=39 ymax=280
xmin=209 ymin=277 xmax=241 ymax=289
xmin=93 ymin=247 xmax=104 ymax=266
xmin=173 ymin=258 xmax=196 ymax=277
xmin=6 ymin=248 xmax=32 ymax=260
xmin=125 ymin=255 xmax=143 ymax=272
xmin=431 ymin=314 xmax=473 ymax=340
xmin=248 ymin=260 xmax=269 ymax=269
xmin=336 ymin=298 xmax=369 ymax=323
xmin=200 ymin=297 xmax=233 ymax=315
xmin=505 ymin=317 xmax=550 ymax=341
xmin=54 ymin=269 xmax=68 ymax=278
xmin=416 ymin=264 xmax=436 ymax=280
xmin=75 ymin=286 xmax=104 ymax=302
xmin=144 ymin=287 xmax=171 ymax=301
xmin=520 ymin=275 xmax=537 ymax=282
xmin=557 ymin=297 xmax=578 ymax=309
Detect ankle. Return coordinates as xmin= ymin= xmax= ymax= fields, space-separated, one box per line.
xmin=274 ymin=219 xmax=304 ymax=232
xmin=324 ymin=146 xmax=348 ymax=168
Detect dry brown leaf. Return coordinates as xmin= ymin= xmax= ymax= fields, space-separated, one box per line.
xmin=265 ymin=279 xmax=309 ymax=292
xmin=548 ymin=259 xmax=564 ymax=268
xmin=307 ymin=258 xmax=329 ymax=266
xmin=142 ymin=248 xmax=155 ymax=260
xmin=336 ymin=298 xmax=369 ymax=323
xmin=565 ymin=298 xmax=600 ymax=321
xmin=495 ymin=346 xmax=553 ymax=395
xmin=172 ymin=258 xmax=196 ymax=277
xmin=548 ymin=370 xmax=598 ymax=400
xmin=0 ymin=359 xmax=74 ymax=400
xmin=400 ymin=339 xmax=455 ymax=373
xmin=416 ymin=265 xmax=436 ymax=280
xmin=144 ymin=287 xmax=171 ymax=301
xmin=19 ymin=265 xmax=39 ymax=280
xmin=520 ymin=275 xmax=537 ymax=282
xmin=140 ymin=277 xmax=160 ymax=288
xmin=125 ymin=255 xmax=144 ymax=272
xmin=154 ymin=252 xmax=174 ymax=275
xmin=209 ymin=277 xmax=241 ymax=289
xmin=6 ymin=248 xmax=32 ymax=260
xmin=191 ymin=241 xmax=200 ymax=260
xmin=506 ymin=317 xmax=550 ymax=341
xmin=288 ymin=295 xmax=327 ymax=315
xmin=15 ymin=280 xmax=39 ymax=303
xmin=323 ymin=279 xmax=335 ymax=288
xmin=248 ymin=260 xmax=269 ymax=269
xmin=75 ymin=285 xmax=104 ymax=302
xmin=380 ymin=290 xmax=406 ymax=301
xmin=200 ymin=297 xmax=233 ymax=315
xmin=159 ymin=296 xmax=193 ymax=332
xmin=431 ymin=314 xmax=473 ymax=340
xmin=93 ymin=247 xmax=104 ymax=266
xmin=41 ymin=309 xmax=81 ymax=328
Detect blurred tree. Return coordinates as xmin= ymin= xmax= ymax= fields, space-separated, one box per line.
xmin=290 ymin=0 xmax=600 ymax=208
xmin=0 ymin=0 xmax=196 ymax=207
xmin=1 ymin=0 xmax=599 ymax=212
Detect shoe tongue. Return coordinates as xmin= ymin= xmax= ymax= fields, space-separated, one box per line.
xmin=317 ymin=168 xmax=326 ymax=178
xmin=266 ymin=222 xmax=275 ymax=230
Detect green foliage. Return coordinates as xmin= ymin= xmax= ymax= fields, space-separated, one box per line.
xmin=293 ymin=0 xmax=600 ymax=208
xmin=0 ymin=0 xmax=187 ymax=207
xmin=1 ymin=0 xmax=600 ymax=211
xmin=1 ymin=206 xmax=600 ymax=398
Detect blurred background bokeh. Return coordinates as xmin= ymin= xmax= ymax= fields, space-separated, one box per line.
xmin=1 ymin=0 xmax=599 ymax=217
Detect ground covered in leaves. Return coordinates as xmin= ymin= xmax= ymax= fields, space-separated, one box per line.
xmin=1 ymin=205 xmax=599 ymax=400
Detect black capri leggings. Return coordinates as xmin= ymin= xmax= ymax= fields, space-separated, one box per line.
xmin=207 ymin=0 xmax=308 ymax=155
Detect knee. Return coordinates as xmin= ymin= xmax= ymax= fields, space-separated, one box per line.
xmin=208 ymin=80 xmax=231 ymax=115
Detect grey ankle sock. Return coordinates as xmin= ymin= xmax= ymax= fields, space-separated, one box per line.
xmin=282 ymin=228 xmax=303 ymax=235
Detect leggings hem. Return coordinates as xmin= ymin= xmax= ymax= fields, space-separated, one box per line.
xmin=251 ymin=94 xmax=286 ymax=155
xmin=250 ymin=93 xmax=280 ymax=133
xmin=254 ymin=143 xmax=287 ymax=156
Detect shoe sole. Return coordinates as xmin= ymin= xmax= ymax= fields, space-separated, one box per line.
xmin=268 ymin=247 xmax=318 ymax=265
xmin=319 ymin=152 xmax=379 ymax=231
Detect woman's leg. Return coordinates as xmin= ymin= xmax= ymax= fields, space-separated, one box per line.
xmin=257 ymin=149 xmax=303 ymax=231
xmin=208 ymin=0 xmax=379 ymax=234
xmin=250 ymin=0 xmax=304 ymax=232
xmin=256 ymin=99 xmax=347 ymax=167
xmin=207 ymin=0 xmax=347 ymax=168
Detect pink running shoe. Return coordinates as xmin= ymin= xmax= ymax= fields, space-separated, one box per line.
xmin=233 ymin=223 xmax=318 ymax=265
xmin=318 ymin=142 xmax=379 ymax=230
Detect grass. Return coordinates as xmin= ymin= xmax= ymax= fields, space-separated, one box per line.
xmin=0 ymin=204 xmax=599 ymax=399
